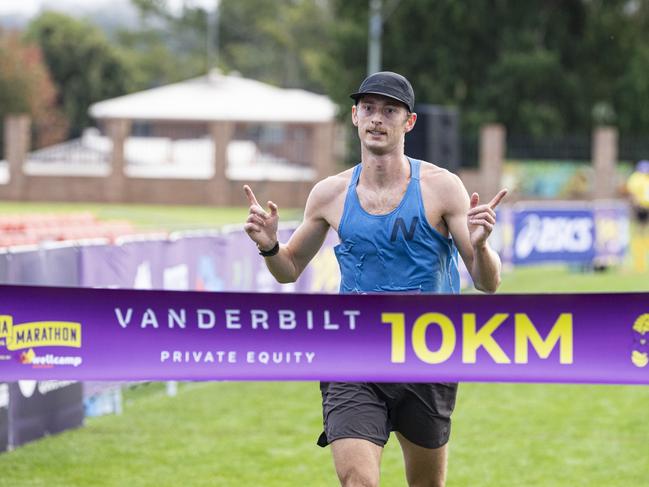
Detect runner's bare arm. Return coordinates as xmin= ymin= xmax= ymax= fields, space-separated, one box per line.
xmin=442 ymin=174 xmax=506 ymax=293
xmin=243 ymin=182 xmax=332 ymax=283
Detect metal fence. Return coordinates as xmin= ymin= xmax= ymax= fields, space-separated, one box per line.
xmin=618 ymin=135 xmax=649 ymax=163
xmin=507 ymin=134 xmax=591 ymax=161
xmin=460 ymin=134 xmax=479 ymax=168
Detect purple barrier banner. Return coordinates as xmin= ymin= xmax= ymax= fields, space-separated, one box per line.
xmin=1 ymin=285 xmax=648 ymax=384
xmin=0 ymin=383 xmax=8 ymax=452
xmin=4 ymin=245 xmax=80 ymax=287
xmin=79 ymin=236 xmax=228 ymax=291
xmin=78 ymin=230 xmax=302 ymax=293
xmin=0 ymin=251 xmax=9 ymax=285
xmin=7 ymin=381 xmax=83 ymax=448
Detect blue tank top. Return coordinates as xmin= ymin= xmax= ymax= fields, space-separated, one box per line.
xmin=334 ymin=158 xmax=460 ymax=294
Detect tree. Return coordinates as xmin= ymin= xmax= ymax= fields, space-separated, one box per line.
xmin=0 ymin=31 xmax=67 ymax=152
xmin=218 ymin=0 xmax=332 ymax=92
xmin=26 ymin=12 xmax=137 ymax=137
xmin=320 ymin=0 xmax=649 ymax=142
xmin=45 ymin=0 xmax=649 ymax=148
xmin=124 ymin=0 xmax=333 ymax=92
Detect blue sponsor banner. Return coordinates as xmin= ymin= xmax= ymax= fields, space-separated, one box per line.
xmin=513 ymin=207 xmax=596 ymax=265
xmin=594 ymin=202 xmax=630 ymax=264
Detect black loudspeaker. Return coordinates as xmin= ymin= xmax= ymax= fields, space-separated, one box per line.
xmin=405 ymin=105 xmax=460 ymax=173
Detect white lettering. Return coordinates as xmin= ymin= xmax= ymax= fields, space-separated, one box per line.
xmin=343 ymin=310 xmax=360 ymax=330
xmin=161 ymin=350 xmax=237 ymax=363
xmin=278 ymin=310 xmax=296 ymax=330
xmin=141 ymin=308 xmax=159 ymax=329
xmin=197 ymin=309 xmax=216 ymax=329
xmin=323 ymin=310 xmax=339 ymax=330
xmin=115 ymin=308 xmax=133 ymax=328
xmin=18 ymin=380 xmax=37 ymax=398
xmin=250 ymin=309 xmax=269 ymax=330
xmin=168 ymin=309 xmax=186 ymax=329
xmin=0 ymin=383 xmax=8 ymax=408
xmin=244 ymin=351 xmax=316 ymax=364
xmin=38 ymin=381 xmax=75 ymax=395
xmin=225 ymin=309 xmax=241 ymax=329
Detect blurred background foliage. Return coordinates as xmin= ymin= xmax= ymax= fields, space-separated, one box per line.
xmin=3 ymin=0 xmax=649 ymax=143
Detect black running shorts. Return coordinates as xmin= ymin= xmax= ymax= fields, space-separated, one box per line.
xmin=317 ymin=382 xmax=458 ymax=449
xmin=634 ymin=206 xmax=649 ymax=224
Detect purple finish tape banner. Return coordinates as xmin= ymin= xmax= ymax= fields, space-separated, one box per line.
xmin=1 ymin=285 xmax=649 ymax=385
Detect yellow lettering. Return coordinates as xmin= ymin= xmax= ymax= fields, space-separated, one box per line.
xmin=0 ymin=315 xmax=11 ymax=337
xmin=463 ymin=313 xmax=511 ymax=364
xmin=515 ymin=313 xmax=573 ymax=364
xmin=382 ymin=313 xmax=406 ymax=363
xmin=412 ymin=313 xmax=455 ymax=364
xmin=6 ymin=322 xmax=82 ymax=350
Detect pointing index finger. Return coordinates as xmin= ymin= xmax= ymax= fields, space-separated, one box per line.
xmin=488 ymin=188 xmax=508 ymax=209
xmin=243 ymin=185 xmax=260 ymax=207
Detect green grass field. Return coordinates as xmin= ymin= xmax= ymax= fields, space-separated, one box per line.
xmin=1 ymin=203 xmax=648 ymax=486
xmin=0 ymin=201 xmax=303 ymax=231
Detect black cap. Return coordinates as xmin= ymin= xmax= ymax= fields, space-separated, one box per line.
xmin=350 ymin=71 xmax=415 ymax=112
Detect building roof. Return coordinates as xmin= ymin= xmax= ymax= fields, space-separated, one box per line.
xmin=89 ymin=71 xmax=337 ymax=123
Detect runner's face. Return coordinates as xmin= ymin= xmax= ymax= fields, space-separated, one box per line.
xmin=352 ymin=95 xmax=415 ymax=155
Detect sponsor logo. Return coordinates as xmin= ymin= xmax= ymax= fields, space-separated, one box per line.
xmin=515 ymin=214 xmax=594 ymax=259
xmin=19 ymin=348 xmax=83 ymax=368
xmin=632 ymin=313 xmax=649 ymax=368
xmin=1 ymin=314 xmax=83 ymax=369
xmin=0 ymin=315 xmax=81 ymax=351
xmin=391 ymin=217 xmax=419 ymax=242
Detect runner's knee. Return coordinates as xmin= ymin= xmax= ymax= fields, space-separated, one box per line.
xmin=407 ymin=477 xmax=445 ymax=487
xmin=337 ymin=466 xmax=379 ymax=487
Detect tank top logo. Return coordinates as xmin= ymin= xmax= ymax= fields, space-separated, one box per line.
xmin=390 ymin=217 xmax=419 ymax=242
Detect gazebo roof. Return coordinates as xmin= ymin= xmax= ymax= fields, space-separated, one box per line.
xmin=89 ymin=71 xmax=337 ymax=123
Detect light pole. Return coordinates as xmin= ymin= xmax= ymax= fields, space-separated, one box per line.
xmin=367 ymin=0 xmax=382 ymax=76
xmin=196 ymin=0 xmax=220 ymax=73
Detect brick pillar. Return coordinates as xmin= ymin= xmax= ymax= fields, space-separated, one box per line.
xmin=106 ymin=118 xmax=131 ymax=202
xmin=209 ymin=121 xmax=234 ymax=205
xmin=479 ymin=124 xmax=506 ymax=198
xmin=592 ymin=126 xmax=618 ymax=200
xmin=311 ymin=122 xmax=336 ymax=181
xmin=3 ymin=114 xmax=31 ymax=199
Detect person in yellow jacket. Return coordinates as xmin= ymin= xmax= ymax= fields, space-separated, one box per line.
xmin=627 ymin=160 xmax=649 ymax=231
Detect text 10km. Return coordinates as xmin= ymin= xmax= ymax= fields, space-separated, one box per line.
xmin=382 ymin=313 xmax=573 ymax=364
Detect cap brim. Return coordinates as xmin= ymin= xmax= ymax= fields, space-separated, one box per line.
xmin=349 ymin=91 xmax=412 ymax=111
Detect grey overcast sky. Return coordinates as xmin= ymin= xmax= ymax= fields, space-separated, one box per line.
xmin=0 ymin=0 xmax=217 ymax=17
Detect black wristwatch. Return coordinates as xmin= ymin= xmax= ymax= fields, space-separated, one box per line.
xmin=258 ymin=241 xmax=280 ymax=257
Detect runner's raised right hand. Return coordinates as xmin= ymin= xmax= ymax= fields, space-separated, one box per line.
xmin=243 ymin=185 xmax=279 ymax=251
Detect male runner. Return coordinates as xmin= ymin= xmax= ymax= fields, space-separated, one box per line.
xmin=243 ymin=71 xmax=506 ymax=487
